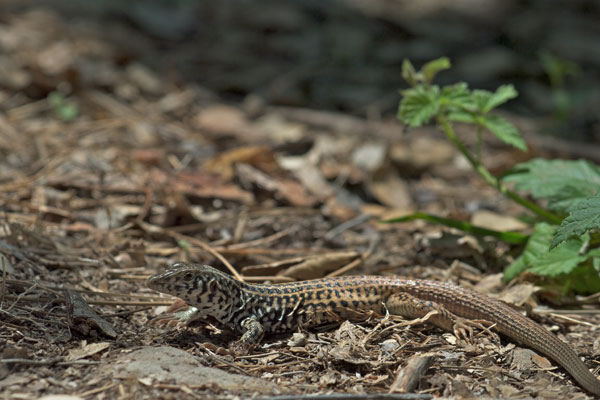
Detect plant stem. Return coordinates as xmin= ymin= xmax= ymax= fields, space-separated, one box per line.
xmin=437 ymin=115 xmax=562 ymax=224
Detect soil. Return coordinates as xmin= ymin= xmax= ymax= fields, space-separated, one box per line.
xmin=1 ymin=1 xmax=600 ymax=399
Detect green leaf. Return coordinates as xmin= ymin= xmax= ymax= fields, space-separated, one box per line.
xmin=471 ymin=89 xmax=493 ymax=112
xmin=504 ymin=222 xmax=555 ymax=281
xmin=398 ymin=85 xmax=440 ymax=127
xmin=561 ymin=263 xmax=600 ymax=294
xmin=504 ymin=222 xmax=600 ymax=291
xmin=528 ymin=236 xmax=588 ymax=276
xmin=503 ymin=159 xmax=600 ymax=212
xmin=552 ymin=193 xmax=600 ymax=248
xmin=503 ymin=254 xmax=527 ymax=281
xmin=482 ymin=115 xmax=527 ymax=151
xmin=383 ymin=212 xmax=528 ymax=244
xmin=545 ymin=185 xmax=592 ymax=213
xmin=422 ymin=57 xmax=451 ymax=84
xmin=442 ymin=82 xmax=478 ymax=110
xmin=482 ymin=84 xmax=518 ymax=113
xmin=447 ymin=111 xmax=477 ymax=123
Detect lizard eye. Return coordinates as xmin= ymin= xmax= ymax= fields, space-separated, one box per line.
xmin=209 ymin=279 xmax=218 ymax=292
xmin=183 ymin=272 xmax=193 ymax=281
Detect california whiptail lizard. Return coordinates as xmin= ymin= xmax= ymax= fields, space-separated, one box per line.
xmin=147 ymin=262 xmax=600 ymax=396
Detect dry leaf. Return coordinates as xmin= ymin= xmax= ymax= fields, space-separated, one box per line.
xmin=66 ymin=342 xmax=110 ymax=361
xmin=204 ymin=145 xmax=279 ymax=180
xmin=471 ymin=210 xmax=528 ymax=231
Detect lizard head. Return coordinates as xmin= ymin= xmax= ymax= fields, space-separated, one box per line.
xmin=147 ymin=263 xmax=242 ymax=318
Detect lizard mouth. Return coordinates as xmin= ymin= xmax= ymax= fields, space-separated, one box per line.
xmin=146 ymin=275 xmax=159 ymax=290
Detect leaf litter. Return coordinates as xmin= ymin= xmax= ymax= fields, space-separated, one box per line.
xmin=0 ymin=4 xmax=599 ymax=400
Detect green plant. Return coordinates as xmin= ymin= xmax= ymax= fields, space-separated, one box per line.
xmin=48 ymin=91 xmax=78 ymax=121
xmin=387 ymin=58 xmax=600 ymax=293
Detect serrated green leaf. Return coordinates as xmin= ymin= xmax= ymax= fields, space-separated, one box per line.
xmin=504 ymin=223 xmax=600 ymax=290
xmin=471 ymin=89 xmax=493 ymax=112
xmin=422 ymin=57 xmax=451 ymax=84
xmin=442 ymin=82 xmax=478 ymax=111
xmin=521 ymin=222 xmax=555 ymax=263
xmin=552 ymin=193 xmax=600 ymax=248
xmin=503 ymin=159 xmax=600 ymax=212
xmin=528 ymin=236 xmax=588 ymax=276
xmin=398 ymin=85 xmax=440 ymax=127
xmin=504 ymin=222 xmax=555 ymax=281
xmin=482 ymin=84 xmax=518 ymax=113
xmin=483 ymin=115 xmax=527 ymax=151
xmin=546 ymin=185 xmax=591 ymax=213
xmin=442 ymin=82 xmax=469 ymax=100
xmin=447 ymin=111 xmax=477 ymax=123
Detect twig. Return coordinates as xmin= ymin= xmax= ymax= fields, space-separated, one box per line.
xmin=138 ymin=221 xmax=242 ymax=281
xmin=77 ymin=382 xmax=118 ymax=397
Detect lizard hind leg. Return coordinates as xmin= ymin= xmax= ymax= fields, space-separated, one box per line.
xmin=385 ymin=292 xmax=495 ymax=343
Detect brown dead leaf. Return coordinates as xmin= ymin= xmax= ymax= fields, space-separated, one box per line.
xmin=531 ymin=352 xmax=553 ymax=369
xmin=510 ymin=348 xmax=536 ymax=371
xmin=204 ymin=145 xmax=280 ymax=180
xmin=151 ymin=168 xmax=254 ymax=204
xmin=323 ymin=197 xmax=360 ymax=221
xmin=497 ymin=283 xmax=539 ymax=307
xmin=319 ymin=371 xmax=338 ymax=386
xmin=66 ymin=342 xmax=110 ymax=361
xmin=235 ymin=163 xmax=317 ymax=206
xmin=390 ymin=136 xmax=455 ymax=171
xmin=471 ymin=210 xmax=528 ymax=231
xmin=368 ymin=169 xmax=414 ymax=210
xmin=419 ymin=231 xmax=484 ymax=258
xmin=131 ymin=148 xmax=165 ymax=166
xmin=282 ymin=158 xmax=334 ymax=200
xmin=194 ymin=105 xmax=265 ymax=142
xmin=65 ymin=290 xmax=117 ymax=339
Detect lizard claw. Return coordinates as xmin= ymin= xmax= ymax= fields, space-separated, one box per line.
xmin=452 ymin=317 xmax=496 ymax=343
xmin=149 ymin=306 xmax=201 ymax=328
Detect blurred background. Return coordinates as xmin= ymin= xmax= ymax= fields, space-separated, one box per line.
xmin=2 ymin=0 xmax=600 ymax=141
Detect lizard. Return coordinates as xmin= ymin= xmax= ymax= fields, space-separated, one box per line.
xmin=147 ymin=262 xmax=600 ymax=396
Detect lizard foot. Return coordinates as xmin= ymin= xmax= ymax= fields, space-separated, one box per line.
xmin=452 ymin=317 xmax=498 ymax=343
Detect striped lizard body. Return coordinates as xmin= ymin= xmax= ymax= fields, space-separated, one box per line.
xmin=147 ymin=262 xmax=600 ymax=396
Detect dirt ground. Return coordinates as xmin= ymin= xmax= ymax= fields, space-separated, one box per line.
xmin=1 ymin=2 xmax=600 ymax=399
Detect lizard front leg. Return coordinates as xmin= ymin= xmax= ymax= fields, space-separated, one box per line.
xmin=240 ymin=316 xmax=265 ymax=344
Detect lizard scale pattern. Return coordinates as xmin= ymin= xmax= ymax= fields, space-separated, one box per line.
xmin=147 ymin=262 xmax=600 ymax=396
